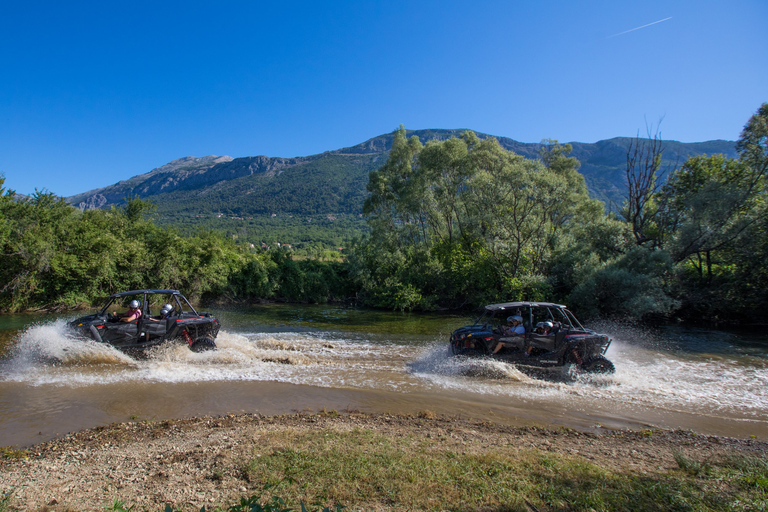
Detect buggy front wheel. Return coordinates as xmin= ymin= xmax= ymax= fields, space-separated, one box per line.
xmin=190 ymin=336 xmax=217 ymax=353
xmin=581 ymin=355 xmax=615 ymax=374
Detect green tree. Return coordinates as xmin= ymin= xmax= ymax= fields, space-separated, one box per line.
xmin=356 ymin=128 xmax=606 ymax=310
xmin=659 ymin=155 xmax=760 ymax=269
xmin=656 ymin=104 xmax=768 ymax=321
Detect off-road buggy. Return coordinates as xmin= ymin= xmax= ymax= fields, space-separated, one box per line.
xmin=69 ymin=290 xmax=220 ymax=356
xmin=450 ymin=302 xmax=614 ymax=373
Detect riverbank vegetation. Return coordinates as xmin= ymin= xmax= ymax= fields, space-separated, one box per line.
xmin=0 ymin=104 xmax=765 ymax=324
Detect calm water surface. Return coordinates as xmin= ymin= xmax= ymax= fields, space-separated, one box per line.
xmin=1 ymin=304 xmax=766 ymax=447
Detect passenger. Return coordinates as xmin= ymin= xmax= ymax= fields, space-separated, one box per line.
xmin=114 ymin=300 xmax=142 ymax=322
xmin=521 ymin=321 xmax=555 ymax=357
xmin=148 ymin=304 xmax=173 ymax=322
xmin=492 ymin=315 xmax=525 ymax=354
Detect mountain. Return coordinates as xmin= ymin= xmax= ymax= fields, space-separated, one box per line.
xmin=65 ymin=130 xmax=738 ymax=249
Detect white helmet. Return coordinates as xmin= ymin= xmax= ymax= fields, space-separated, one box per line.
xmin=129 ymin=299 xmax=141 ymax=309
xmin=507 ymin=315 xmax=523 ymax=323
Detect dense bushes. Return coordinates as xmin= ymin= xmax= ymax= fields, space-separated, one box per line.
xmin=0 ymin=192 xmax=352 ymax=312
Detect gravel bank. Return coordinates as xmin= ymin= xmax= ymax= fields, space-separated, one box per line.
xmin=2 ymin=411 xmax=766 ymax=511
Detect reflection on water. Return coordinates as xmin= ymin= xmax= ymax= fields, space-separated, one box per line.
xmin=0 ymin=305 xmax=767 ymax=447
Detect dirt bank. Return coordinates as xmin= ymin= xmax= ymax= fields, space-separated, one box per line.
xmin=2 ymin=411 xmax=766 ymax=511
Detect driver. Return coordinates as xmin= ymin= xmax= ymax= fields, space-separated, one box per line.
xmin=492 ymin=315 xmax=525 ymax=354
xmin=503 ymin=315 xmax=525 ymax=336
xmin=114 ymin=300 xmax=142 ymax=322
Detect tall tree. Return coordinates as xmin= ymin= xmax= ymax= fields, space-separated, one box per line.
xmin=621 ymin=127 xmax=667 ymax=247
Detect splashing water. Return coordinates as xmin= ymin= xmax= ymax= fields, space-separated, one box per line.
xmin=1 ymin=317 xmax=766 ymax=427
xmin=408 ymin=322 xmax=768 ymax=422
xmin=5 ymin=319 xmax=136 ymax=370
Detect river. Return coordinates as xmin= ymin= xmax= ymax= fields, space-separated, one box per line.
xmin=1 ymin=304 xmax=766 ymax=447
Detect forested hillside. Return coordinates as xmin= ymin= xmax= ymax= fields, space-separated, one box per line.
xmin=64 ymin=130 xmax=737 ymax=252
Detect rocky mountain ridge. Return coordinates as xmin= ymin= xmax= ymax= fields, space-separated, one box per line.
xmin=65 ymin=130 xmax=738 ymax=215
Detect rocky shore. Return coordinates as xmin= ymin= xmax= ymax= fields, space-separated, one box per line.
xmin=2 ymin=411 xmax=766 ymax=511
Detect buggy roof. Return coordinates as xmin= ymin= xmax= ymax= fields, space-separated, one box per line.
xmin=484 ymin=302 xmax=567 ymax=310
xmin=108 ymin=290 xmax=182 ymax=298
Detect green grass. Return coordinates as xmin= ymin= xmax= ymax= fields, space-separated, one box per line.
xmin=237 ymin=428 xmax=766 ymax=512
xmin=102 ymin=437 xmax=765 ymax=511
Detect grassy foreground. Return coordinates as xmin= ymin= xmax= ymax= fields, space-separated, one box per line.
xmin=235 ymin=427 xmax=766 ymax=512
xmin=2 ymin=412 xmax=766 ymax=511
xmin=111 ymin=422 xmax=767 ymax=511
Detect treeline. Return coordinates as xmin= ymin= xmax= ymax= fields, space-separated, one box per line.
xmin=0 ymin=193 xmax=354 ymax=312
xmin=1 ymin=104 xmax=766 ymax=323
xmin=351 ymin=104 xmax=768 ymax=324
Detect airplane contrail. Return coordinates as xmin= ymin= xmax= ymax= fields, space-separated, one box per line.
xmin=608 ymin=16 xmax=672 ymax=38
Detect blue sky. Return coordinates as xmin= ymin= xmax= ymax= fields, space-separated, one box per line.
xmin=1 ymin=0 xmax=766 ymax=197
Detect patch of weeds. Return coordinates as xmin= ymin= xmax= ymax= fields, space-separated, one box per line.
xmin=103 ymin=487 xmax=344 ymax=512
xmin=210 ymin=466 xmax=225 ymax=482
xmin=0 ymin=488 xmax=15 ymax=512
xmin=0 ymin=447 xmax=28 ymax=460
xmin=103 ymin=498 xmax=135 ymax=511
xmin=674 ymin=450 xmax=711 ymax=476
xmin=716 ymin=453 xmax=768 ymax=492
xmin=220 ymin=486 xmax=346 ymax=512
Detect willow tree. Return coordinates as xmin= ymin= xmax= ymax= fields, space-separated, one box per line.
xmin=355 ymin=127 xmax=603 ymax=310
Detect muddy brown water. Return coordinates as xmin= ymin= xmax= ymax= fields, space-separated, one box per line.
xmin=1 ymin=305 xmax=766 ymax=447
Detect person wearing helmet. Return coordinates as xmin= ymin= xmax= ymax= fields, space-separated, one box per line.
xmin=492 ymin=315 xmax=526 ymax=354
xmin=535 ymin=321 xmax=554 ymax=335
xmin=114 ymin=299 xmax=142 ymax=322
xmin=504 ymin=315 xmax=525 ymax=336
xmin=148 ymin=303 xmax=173 ymax=322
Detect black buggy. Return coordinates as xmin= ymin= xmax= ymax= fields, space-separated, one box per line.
xmin=450 ymin=302 xmax=614 ymax=373
xmin=69 ymin=289 xmax=220 ymax=356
